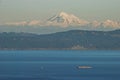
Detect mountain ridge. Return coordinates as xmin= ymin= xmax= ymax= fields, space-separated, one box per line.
xmin=0 ymin=29 xmax=120 ymax=50
xmin=1 ymin=12 xmax=120 ymax=31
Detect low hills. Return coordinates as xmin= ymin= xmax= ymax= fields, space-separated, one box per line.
xmin=0 ymin=29 xmax=120 ymax=50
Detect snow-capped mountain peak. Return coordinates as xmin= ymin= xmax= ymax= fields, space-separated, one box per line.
xmin=47 ymin=12 xmax=89 ymax=27
xmin=1 ymin=12 xmax=120 ymax=30
xmin=59 ymin=12 xmax=69 ymax=17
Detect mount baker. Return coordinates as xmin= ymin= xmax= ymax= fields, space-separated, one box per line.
xmin=2 ymin=12 xmax=120 ymax=30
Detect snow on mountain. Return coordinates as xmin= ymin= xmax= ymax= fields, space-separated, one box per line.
xmin=47 ymin=12 xmax=89 ymax=27
xmin=102 ymin=20 xmax=120 ymax=28
xmin=1 ymin=12 xmax=120 ymax=30
xmin=4 ymin=20 xmax=42 ymax=26
xmin=5 ymin=21 xmax=28 ymax=26
xmin=90 ymin=20 xmax=101 ymax=27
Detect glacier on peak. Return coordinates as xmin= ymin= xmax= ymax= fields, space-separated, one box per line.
xmin=47 ymin=12 xmax=89 ymax=27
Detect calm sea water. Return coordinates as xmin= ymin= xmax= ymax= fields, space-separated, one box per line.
xmin=0 ymin=50 xmax=120 ymax=80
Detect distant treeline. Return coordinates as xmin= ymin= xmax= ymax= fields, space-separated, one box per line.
xmin=0 ymin=30 xmax=120 ymax=50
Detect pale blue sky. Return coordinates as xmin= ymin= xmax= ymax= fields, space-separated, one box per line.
xmin=0 ymin=0 xmax=120 ymax=22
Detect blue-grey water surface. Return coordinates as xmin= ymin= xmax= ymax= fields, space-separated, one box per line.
xmin=0 ymin=50 xmax=120 ymax=80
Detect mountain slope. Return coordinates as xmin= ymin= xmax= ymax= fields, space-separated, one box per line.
xmin=47 ymin=12 xmax=89 ymax=27
xmin=0 ymin=30 xmax=120 ymax=50
xmin=1 ymin=12 xmax=120 ymax=31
